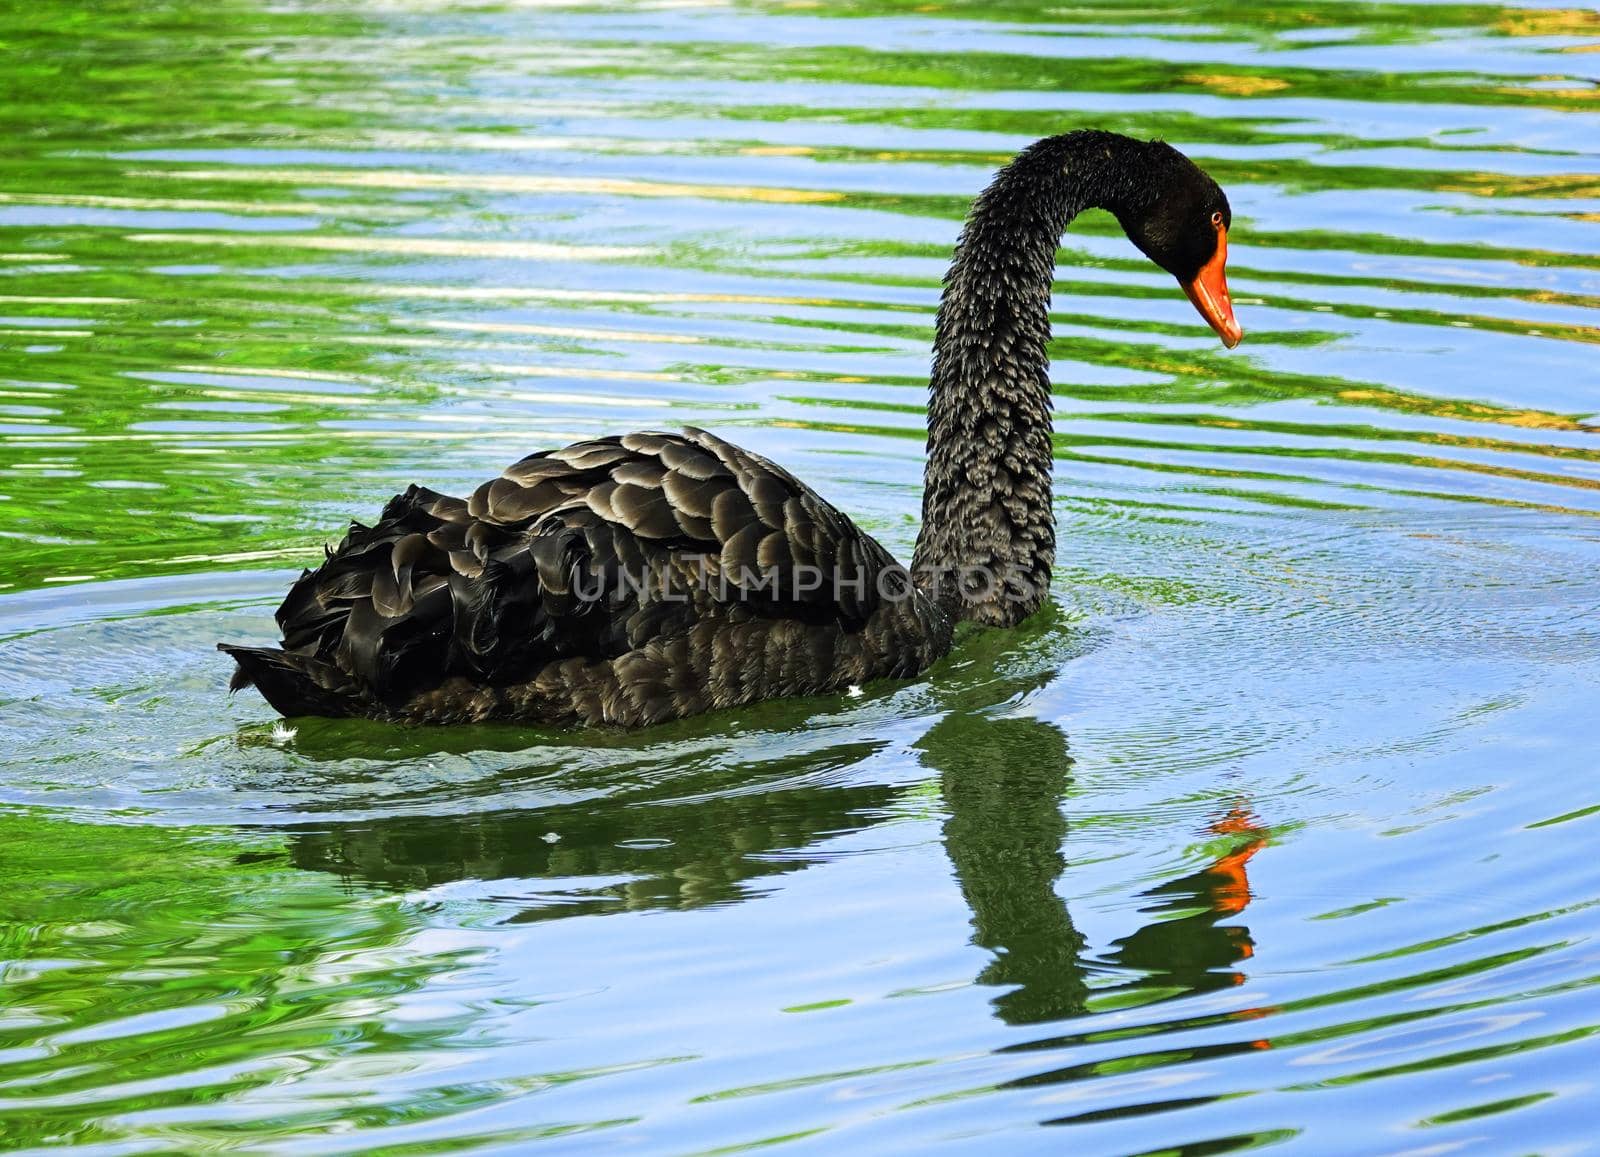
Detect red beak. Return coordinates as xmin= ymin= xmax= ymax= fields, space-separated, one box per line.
xmin=1181 ymin=223 xmax=1242 ymax=349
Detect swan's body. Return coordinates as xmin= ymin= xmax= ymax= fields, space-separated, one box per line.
xmin=222 ymin=131 xmax=1240 ymax=725
xmin=223 ymin=428 xmax=949 ymax=725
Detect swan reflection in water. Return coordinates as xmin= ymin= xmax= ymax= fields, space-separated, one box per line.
xmin=927 ymin=710 xmax=1266 ymax=1026
xmin=273 ymin=643 xmax=1269 ymax=1028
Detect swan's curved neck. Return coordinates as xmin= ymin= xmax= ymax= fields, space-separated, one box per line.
xmin=911 ymin=131 xmax=1153 ymax=626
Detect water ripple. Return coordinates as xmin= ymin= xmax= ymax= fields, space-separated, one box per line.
xmin=2 ymin=0 xmax=1599 ymax=1150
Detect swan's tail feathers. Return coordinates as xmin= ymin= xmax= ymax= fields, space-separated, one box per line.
xmin=218 ymin=644 xmax=365 ymax=718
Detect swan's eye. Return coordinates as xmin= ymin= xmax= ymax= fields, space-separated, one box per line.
xmin=1210 ymin=210 xmax=1224 ymax=228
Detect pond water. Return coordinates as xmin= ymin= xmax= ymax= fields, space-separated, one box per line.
xmin=3 ymin=0 xmax=1600 ymax=1151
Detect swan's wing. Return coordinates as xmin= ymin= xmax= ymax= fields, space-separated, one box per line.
xmin=477 ymin=427 xmax=898 ymax=622
xmin=226 ymin=428 xmax=906 ymax=712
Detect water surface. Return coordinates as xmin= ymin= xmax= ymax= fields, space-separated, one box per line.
xmin=3 ymin=0 xmax=1600 ymax=1151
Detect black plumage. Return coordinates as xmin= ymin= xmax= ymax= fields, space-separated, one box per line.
xmin=222 ymin=131 xmax=1240 ymax=725
xmin=223 ymin=427 xmax=948 ymax=725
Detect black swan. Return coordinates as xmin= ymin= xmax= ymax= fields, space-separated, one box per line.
xmin=221 ymin=130 xmax=1241 ymax=726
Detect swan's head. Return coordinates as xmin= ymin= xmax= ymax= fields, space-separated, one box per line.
xmin=1116 ymin=143 xmax=1243 ymax=349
